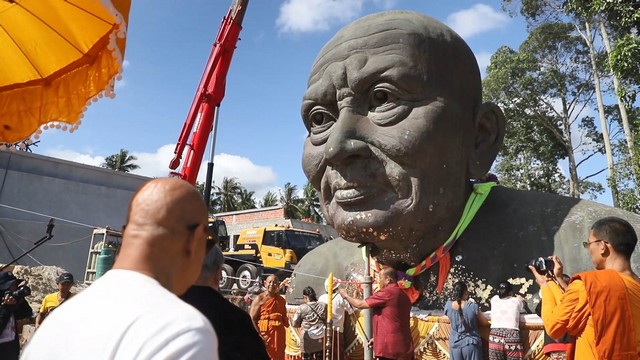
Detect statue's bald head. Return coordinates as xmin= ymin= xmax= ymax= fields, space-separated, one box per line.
xmin=301 ymin=10 xmax=504 ymax=265
xmin=310 ymin=10 xmax=483 ymax=112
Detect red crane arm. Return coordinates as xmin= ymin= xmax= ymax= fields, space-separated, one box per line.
xmin=169 ymin=0 xmax=247 ymax=185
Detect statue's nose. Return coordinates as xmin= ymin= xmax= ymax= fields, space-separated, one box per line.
xmin=324 ymin=107 xmax=372 ymax=164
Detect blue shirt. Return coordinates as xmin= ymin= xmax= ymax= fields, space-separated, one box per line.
xmin=444 ymin=300 xmax=482 ymax=349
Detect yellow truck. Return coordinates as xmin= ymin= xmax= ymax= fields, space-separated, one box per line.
xmin=220 ymin=226 xmax=325 ymax=291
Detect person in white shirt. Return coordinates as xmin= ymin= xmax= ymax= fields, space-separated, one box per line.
xmin=21 ymin=178 xmax=219 ymax=360
xmin=318 ymin=278 xmax=353 ymax=360
xmin=488 ymin=281 xmax=525 ymax=360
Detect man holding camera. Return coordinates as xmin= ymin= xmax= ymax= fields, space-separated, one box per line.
xmin=530 ymin=217 xmax=640 ymax=359
xmin=0 ymin=271 xmax=32 ymax=360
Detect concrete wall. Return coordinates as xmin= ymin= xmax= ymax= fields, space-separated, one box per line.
xmin=0 ymin=151 xmax=149 ymax=279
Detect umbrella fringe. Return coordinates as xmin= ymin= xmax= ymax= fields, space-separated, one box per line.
xmin=0 ymin=0 xmax=130 ymax=147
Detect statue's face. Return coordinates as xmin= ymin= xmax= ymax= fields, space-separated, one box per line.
xmin=301 ymin=28 xmax=475 ymax=260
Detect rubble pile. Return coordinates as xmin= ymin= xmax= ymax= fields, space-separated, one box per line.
xmin=3 ymin=264 xmax=88 ymax=312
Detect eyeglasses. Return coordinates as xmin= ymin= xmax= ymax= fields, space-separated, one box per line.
xmin=582 ymin=239 xmax=608 ymax=249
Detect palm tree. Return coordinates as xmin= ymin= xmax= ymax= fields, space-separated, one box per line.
xmin=260 ymin=191 xmax=278 ymax=208
xmin=101 ymin=149 xmax=140 ymax=172
xmin=214 ymin=177 xmax=242 ymax=212
xmin=300 ymin=182 xmax=323 ymax=223
xmin=279 ymin=182 xmax=303 ymax=219
xmin=196 ymin=181 xmax=219 ymax=213
xmin=237 ymin=189 xmax=257 ymax=210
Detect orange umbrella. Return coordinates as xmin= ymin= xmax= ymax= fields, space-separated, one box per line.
xmin=0 ymin=0 xmax=131 ymax=146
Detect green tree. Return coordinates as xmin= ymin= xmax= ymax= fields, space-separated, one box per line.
xmin=484 ymin=23 xmax=605 ymax=198
xmin=259 ymin=191 xmax=278 ymax=208
xmin=502 ymin=0 xmax=639 ymax=206
xmin=237 ymin=188 xmax=257 ymax=210
xmin=101 ymin=149 xmax=140 ymax=173
xmin=279 ymin=182 xmax=302 ymax=219
xmin=214 ymin=177 xmax=242 ymax=212
xmin=565 ymin=0 xmax=640 ymax=105
xmin=300 ymin=182 xmax=323 ymax=223
xmin=196 ymin=181 xmax=220 ymax=213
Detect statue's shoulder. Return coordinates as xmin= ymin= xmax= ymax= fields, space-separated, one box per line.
xmin=287 ymin=238 xmax=362 ymax=303
xmin=486 ymin=186 xmax=640 ymax=227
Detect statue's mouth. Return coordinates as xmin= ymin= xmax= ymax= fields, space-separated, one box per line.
xmin=333 ymin=187 xmax=375 ymax=205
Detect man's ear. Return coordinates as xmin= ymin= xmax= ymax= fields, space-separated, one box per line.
xmin=468 ymin=101 xmax=505 ymax=179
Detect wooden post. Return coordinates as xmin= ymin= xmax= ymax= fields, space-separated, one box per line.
xmin=325 ymin=273 xmax=334 ymax=360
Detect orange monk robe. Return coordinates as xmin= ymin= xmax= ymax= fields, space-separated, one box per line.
xmin=257 ymin=295 xmax=289 ymax=360
xmin=541 ymin=269 xmax=640 ymax=360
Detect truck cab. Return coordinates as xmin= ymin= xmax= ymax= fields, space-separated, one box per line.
xmin=221 ymin=226 xmax=325 ymax=291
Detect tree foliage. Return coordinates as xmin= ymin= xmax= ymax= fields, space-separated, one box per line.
xmin=299 ymin=182 xmax=323 ymax=223
xmin=259 ymin=191 xmax=278 ymax=208
xmin=484 ymin=23 xmax=604 ymax=197
xmin=279 ymin=182 xmax=303 ymax=220
xmin=565 ymin=0 xmax=640 ymax=105
xmin=501 ymin=0 xmax=640 ymax=210
xmin=214 ymin=177 xmax=243 ymax=212
xmin=101 ymin=149 xmax=140 ymax=173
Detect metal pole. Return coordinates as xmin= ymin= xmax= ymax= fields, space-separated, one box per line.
xmin=1 ymin=219 xmax=55 ymax=271
xmin=363 ymin=247 xmax=373 ymax=360
xmin=203 ymin=106 xmax=221 ymax=205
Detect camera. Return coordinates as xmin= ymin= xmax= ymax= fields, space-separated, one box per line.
xmin=3 ymin=284 xmax=31 ymax=301
xmin=526 ymin=257 xmax=554 ymax=275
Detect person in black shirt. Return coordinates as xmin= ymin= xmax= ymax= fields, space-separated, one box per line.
xmin=0 ymin=272 xmax=33 ymax=360
xmin=181 ymin=245 xmax=269 ymax=360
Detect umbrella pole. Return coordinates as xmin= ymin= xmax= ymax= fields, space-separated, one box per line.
xmin=203 ymin=105 xmax=221 ymax=206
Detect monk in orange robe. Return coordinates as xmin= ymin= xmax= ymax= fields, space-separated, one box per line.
xmin=250 ymin=275 xmax=290 ymax=360
xmin=529 ymin=217 xmax=640 ymax=360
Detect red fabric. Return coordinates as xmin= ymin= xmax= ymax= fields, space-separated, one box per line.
xmin=365 ymin=284 xmax=414 ymax=360
xmin=437 ymin=252 xmax=450 ymax=293
xmin=543 ymin=342 xmax=568 ymax=354
xmin=573 ymin=270 xmax=637 ymax=360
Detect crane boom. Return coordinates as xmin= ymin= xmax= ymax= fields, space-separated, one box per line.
xmin=169 ymin=0 xmax=248 ymax=185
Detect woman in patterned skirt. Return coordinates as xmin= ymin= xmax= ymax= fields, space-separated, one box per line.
xmin=488 ymin=281 xmax=525 ymax=360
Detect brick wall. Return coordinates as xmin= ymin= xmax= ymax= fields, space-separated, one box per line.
xmin=217 ymin=207 xmax=285 ymax=224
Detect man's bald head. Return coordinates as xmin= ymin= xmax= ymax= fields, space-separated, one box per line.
xmin=125 ymin=177 xmax=207 ymax=238
xmin=117 ymin=178 xmax=209 ymax=295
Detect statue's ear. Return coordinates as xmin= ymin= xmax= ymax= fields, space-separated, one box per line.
xmin=467 ymin=102 xmax=505 ymax=179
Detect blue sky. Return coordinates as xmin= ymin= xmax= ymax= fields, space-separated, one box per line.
xmin=34 ymin=0 xmax=611 ymax=203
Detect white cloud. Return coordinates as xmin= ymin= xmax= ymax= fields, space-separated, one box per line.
xmin=276 ymin=0 xmax=365 ymax=33
xmin=207 ymin=153 xmax=278 ymax=199
xmin=43 ymin=148 xmax=105 ymax=167
xmin=44 ymin=145 xmax=278 ymax=201
xmin=475 ymin=51 xmax=493 ymax=77
xmin=129 ymin=144 xmax=175 ymax=178
xmin=446 ymin=4 xmax=510 ymax=39
xmin=122 ymin=60 xmax=130 ymax=69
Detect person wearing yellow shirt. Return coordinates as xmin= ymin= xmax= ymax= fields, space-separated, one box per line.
xmin=35 ymin=273 xmax=75 ymax=328
xmin=529 ymin=217 xmax=640 ymax=360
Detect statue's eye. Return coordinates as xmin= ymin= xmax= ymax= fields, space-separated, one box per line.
xmin=308 ymin=108 xmax=335 ymax=129
xmin=371 ymin=90 xmax=389 ymax=108
xmin=311 ymin=112 xmax=327 ymax=127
